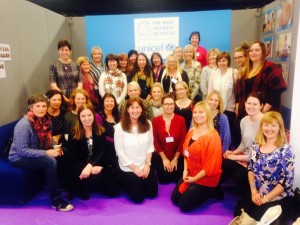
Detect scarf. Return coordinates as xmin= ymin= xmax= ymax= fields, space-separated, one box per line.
xmin=27 ymin=111 xmax=52 ymax=150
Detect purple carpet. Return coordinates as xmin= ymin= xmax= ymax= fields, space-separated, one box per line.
xmin=0 ymin=182 xmax=239 ymax=225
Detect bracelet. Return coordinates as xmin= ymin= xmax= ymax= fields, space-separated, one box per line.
xmin=263 ymin=195 xmax=269 ymax=203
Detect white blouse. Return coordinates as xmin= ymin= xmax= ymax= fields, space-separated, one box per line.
xmin=114 ymin=121 xmax=154 ymax=172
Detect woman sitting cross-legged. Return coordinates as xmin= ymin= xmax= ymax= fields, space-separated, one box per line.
xmin=114 ymin=97 xmax=158 ymax=203
xmin=9 ymin=94 xmax=73 ymax=211
xmin=171 ymin=101 xmax=223 ymax=212
xmin=68 ymin=104 xmax=121 ymax=200
xmin=152 ymin=94 xmax=186 ymax=184
xmin=234 ymin=112 xmax=295 ymax=224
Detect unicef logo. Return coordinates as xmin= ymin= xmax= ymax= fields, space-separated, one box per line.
xmin=165 ymin=43 xmax=175 ymax=51
xmin=137 ymin=21 xmax=152 ymax=37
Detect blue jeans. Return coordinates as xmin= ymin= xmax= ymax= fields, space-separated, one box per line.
xmin=12 ymin=156 xmax=61 ymax=201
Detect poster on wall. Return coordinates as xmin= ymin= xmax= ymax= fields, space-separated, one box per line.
xmin=275 ymin=32 xmax=292 ymax=61
xmin=0 ymin=61 xmax=6 ymax=78
xmin=280 ymin=63 xmax=289 ymax=87
xmin=262 ymin=37 xmax=274 ymax=60
xmin=276 ymin=0 xmax=293 ymax=31
xmin=134 ymin=17 xmax=179 ymax=59
xmin=263 ymin=8 xmax=276 ymax=34
xmin=0 ymin=44 xmax=11 ymax=61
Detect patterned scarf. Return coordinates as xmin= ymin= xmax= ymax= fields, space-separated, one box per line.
xmin=27 ymin=111 xmax=52 ymax=150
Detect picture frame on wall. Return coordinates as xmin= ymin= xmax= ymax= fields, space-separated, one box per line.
xmin=262 ymin=37 xmax=274 ymax=60
xmin=276 ymin=0 xmax=293 ymax=31
xmin=275 ymin=32 xmax=292 ymax=61
xmin=263 ymin=8 xmax=276 ymax=34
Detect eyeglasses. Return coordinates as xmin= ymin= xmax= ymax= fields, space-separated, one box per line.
xmin=234 ymin=56 xmax=245 ymax=60
xmin=163 ymin=103 xmax=175 ymax=106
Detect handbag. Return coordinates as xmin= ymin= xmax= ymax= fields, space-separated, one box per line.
xmin=228 ymin=209 xmax=257 ymax=225
xmin=1 ymin=138 xmax=12 ymax=162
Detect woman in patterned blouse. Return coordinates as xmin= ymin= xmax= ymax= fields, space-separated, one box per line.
xmin=234 ymin=111 xmax=295 ymax=224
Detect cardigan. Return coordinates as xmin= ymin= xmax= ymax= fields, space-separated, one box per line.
xmin=152 ymin=114 xmax=186 ymax=160
xmin=183 ymin=128 xmax=222 ymax=187
xmin=236 ymin=60 xmax=286 ymax=119
xmin=9 ymin=116 xmax=47 ymax=163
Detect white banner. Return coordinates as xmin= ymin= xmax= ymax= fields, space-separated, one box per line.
xmin=134 ymin=17 xmax=179 ymax=59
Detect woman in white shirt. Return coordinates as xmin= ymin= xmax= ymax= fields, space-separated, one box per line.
xmin=208 ymin=51 xmax=238 ymax=139
xmin=114 ymin=97 xmax=158 ymax=203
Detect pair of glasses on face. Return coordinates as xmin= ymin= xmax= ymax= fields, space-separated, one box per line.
xmin=163 ymin=103 xmax=175 ymax=106
xmin=234 ymin=56 xmax=245 ymax=60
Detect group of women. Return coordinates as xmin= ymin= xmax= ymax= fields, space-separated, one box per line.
xmin=8 ymin=34 xmax=295 ymax=224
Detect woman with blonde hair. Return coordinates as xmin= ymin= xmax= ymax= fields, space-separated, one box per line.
xmin=206 ymin=90 xmax=231 ymax=152
xmin=234 ymin=112 xmax=294 ymax=224
xmin=171 ymin=101 xmax=223 ymax=212
xmin=149 ymin=82 xmax=164 ymax=118
xmin=158 ymin=54 xmax=189 ymax=95
xmin=90 ymin=46 xmax=105 ymax=84
xmin=174 ymin=81 xmax=193 ymax=131
xmin=200 ymin=48 xmax=221 ymax=99
xmin=181 ymin=45 xmax=202 ymax=102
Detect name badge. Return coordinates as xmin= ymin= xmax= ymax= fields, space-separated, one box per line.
xmin=171 ymin=77 xmax=178 ymax=84
xmin=184 ymin=149 xmax=189 ymax=158
xmin=166 ymin=136 xmax=174 ymax=143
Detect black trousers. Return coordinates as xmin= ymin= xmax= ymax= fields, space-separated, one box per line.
xmin=171 ymin=179 xmax=218 ymax=212
xmin=152 ymin=153 xmax=183 ymax=184
xmin=121 ymin=166 xmax=158 ymax=203
xmin=222 ymin=158 xmax=250 ymax=192
xmin=234 ymin=194 xmax=294 ymax=225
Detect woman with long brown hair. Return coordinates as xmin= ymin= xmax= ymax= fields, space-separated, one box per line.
xmin=114 ymin=97 xmax=158 ymax=203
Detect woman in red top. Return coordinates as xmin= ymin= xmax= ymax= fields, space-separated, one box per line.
xmin=171 ymin=101 xmax=223 ymax=212
xmin=152 ymin=94 xmax=186 ymax=183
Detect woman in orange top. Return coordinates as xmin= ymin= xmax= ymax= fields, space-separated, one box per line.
xmin=171 ymin=101 xmax=223 ymax=212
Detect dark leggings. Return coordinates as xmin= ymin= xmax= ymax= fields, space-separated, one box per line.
xmin=234 ymin=194 xmax=294 ymax=225
xmin=121 ymin=166 xmax=158 ymax=203
xmin=171 ymin=179 xmax=217 ymax=212
xmin=152 ymin=153 xmax=183 ymax=184
xmin=222 ymin=158 xmax=249 ymax=192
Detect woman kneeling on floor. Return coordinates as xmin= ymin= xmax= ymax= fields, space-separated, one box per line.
xmin=171 ymin=101 xmax=223 ymax=212
xmin=68 ymin=104 xmax=121 ymax=200
xmin=9 ymin=94 xmax=73 ymax=211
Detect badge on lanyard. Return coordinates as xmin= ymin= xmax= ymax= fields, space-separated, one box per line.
xmin=166 ymin=136 xmax=174 ymax=143
xmin=171 ymin=77 xmax=178 ymax=84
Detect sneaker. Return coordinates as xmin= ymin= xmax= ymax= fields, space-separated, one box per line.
xmin=52 ymin=198 xmax=74 ymax=212
xmin=259 ymin=205 xmax=282 ymax=225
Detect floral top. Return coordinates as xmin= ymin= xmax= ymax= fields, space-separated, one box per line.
xmin=181 ymin=60 xmax=202 ymax=100
xmin=248 ymin=143 xmax=295 ymax=201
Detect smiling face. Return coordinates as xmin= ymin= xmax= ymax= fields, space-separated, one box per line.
xmin=137 ymin=55 xmax=147 ymax=70
xmin=207 ymin=94 xmax=220 ymax=111
xmin=30 ymin=102 xmax=48 ymax=118
xmin=167 ymin=55 xmax=177 ymax=70
xmin=91 ymin=49 xmax=102 ymax=64
xmin=217 ymin=57 xmax=229 ymax=70
xmin=58 ymin=46 xmax=71 ymax=61
xmin=108 ymin=59 xmax=118 ymax=71
xmin=173 ymin=48 xmax=183 ymax=61
xmin=49 ymin=94 xmax=62 ymax=111
xmin=184 ymin=48 xmax=194 ymax=61
xmin=208 ymin=52 xmax=218 ymax=64
xmin=103 ymin=96 xmax=115 ymax=112
xmin=162 ymin=97 xmax=175 ymax=115
xmin=175 ymin=83 xmax=188 ymax=99
xmin=79 ymin=108 xmax=94 ymax=128
xmin=119 ymin=58 xmax=128 ymax=69
xmin=129 ymin=53 xmax=137 ymax=64
xmin=190 ymin=35 xmax=199 ymax=47
xmin=249 ymin=43 xmax=263 ymax=63
xmin=262 ymin=121 xmax=280 ymax=141
xmin=245 ymin=96 xmax=263 ymax=116
xmin=193 ymin=105 xmax=207 ymax=126
xmin=127 ymin=101 xmax=142 ymax=121
xmin=74 ymin=93 xmax=87 ymax=109
xmin=152 ymin=55 xmax=161 ymax=67
xmin=151 ymin=86 xmax=162 ymax=101
xmin=127 ymin=86 xmax=140 ymax=98
xmin=234 ymin=51 xmax=246 ymax=67
xmin=80 ymin=61 xmax=91 ymax=74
